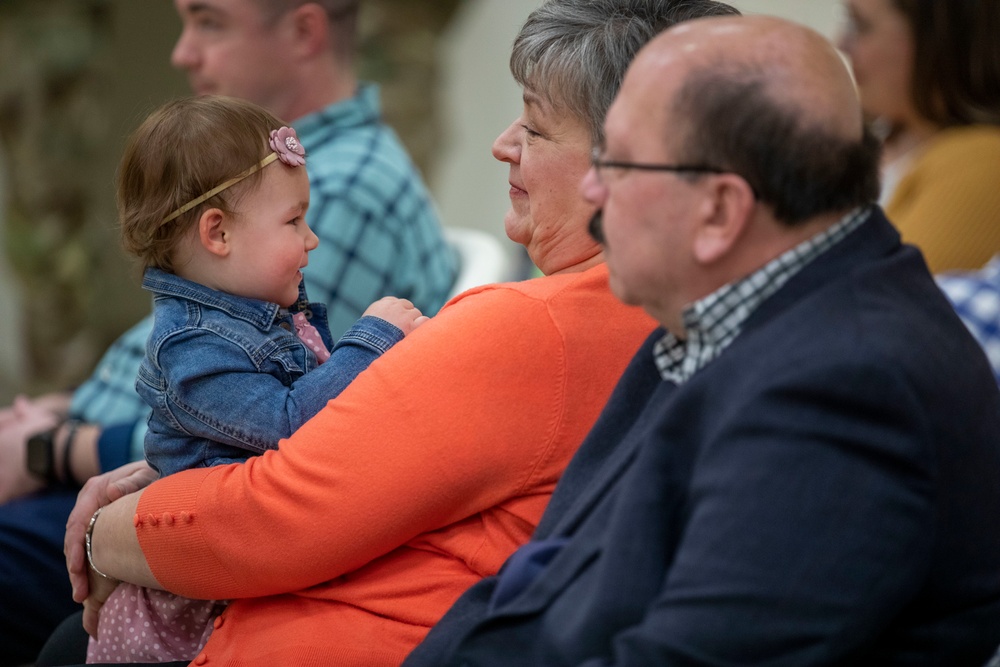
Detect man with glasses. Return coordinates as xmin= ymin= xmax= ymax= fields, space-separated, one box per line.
xmin=405 ymin=14 xmax=1000 ymax=666
xmin=0 ymin=1 xmax=456 ymax=662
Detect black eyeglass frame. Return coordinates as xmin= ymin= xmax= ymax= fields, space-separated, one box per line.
xmin=590 ymin=147 xmax=757 ymax=198
xmin=590 ymin=147 xmax=727 ymax=179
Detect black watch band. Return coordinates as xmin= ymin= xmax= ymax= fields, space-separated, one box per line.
xmin=26 ymin=425 xmax=61 ymax=484
xmin=61 ymin=419 xmax=83 ymax=487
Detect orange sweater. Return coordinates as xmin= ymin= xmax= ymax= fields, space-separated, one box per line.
xmin=136 ymin=264 xmax=656 ymax=666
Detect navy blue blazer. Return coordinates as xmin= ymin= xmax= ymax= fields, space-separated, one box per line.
xmin=406 ymin=207 xmax=1000 ymax=666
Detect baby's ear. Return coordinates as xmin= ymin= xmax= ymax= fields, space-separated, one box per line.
xmin=198 ymin=209 xmax=230 ymax=257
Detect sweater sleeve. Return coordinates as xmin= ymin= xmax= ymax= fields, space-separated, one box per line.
xmin=136 ymin=286 xmax=568 ymax=600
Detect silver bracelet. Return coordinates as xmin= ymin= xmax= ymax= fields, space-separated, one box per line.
xmin=85 ymin=507 xmax=116 ymax=580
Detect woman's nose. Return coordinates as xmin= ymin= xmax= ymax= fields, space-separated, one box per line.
xmin=491 ymin=120 xmax=521 ymax=164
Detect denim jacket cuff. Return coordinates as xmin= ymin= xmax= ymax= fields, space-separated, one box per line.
xmin=333 ymin=315 xmax=405 ymax=356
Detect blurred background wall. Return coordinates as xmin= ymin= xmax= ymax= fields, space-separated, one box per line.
xmin=0 ymin=0 xmax=188 ymax=403
xmin=432 ymin=0 xmax=845 ymax=260
xmin=0 ymin=0 xmax=843 ymax=404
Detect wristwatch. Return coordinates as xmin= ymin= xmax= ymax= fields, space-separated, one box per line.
xmin=26 ymin=426 xmax=60 ymax=483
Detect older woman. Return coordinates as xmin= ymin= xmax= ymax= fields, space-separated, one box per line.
xmin=52 ymin=1 xmax=737 ymax=665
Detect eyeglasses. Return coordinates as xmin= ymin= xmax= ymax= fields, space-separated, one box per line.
xmin=590 ymin=147 xmax=727 ymax=185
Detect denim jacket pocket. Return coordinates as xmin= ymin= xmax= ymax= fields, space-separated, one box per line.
xmin=256 ymin=332 xmax=314 ymax=382
xmin=136 ymin=358 xmax=166 ymax=392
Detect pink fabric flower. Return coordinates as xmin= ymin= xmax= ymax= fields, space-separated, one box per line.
xmin=269 ymin=127 xmax=306 ymax=167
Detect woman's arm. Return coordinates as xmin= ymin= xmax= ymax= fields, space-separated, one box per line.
xmin=89 ymin=491 xmax=155 ymax=586
xmin=97 ymin=287 xmax=572 ymax=600
xmin=65 ymin=461 xmax=161 ymax=603
xmin=80 ymin=490 xmax=152 ymax=637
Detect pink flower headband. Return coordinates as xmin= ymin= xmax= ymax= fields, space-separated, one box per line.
xmin=159 ymin=127 xmax=306 ymax=227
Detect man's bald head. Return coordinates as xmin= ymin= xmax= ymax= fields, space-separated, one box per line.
xmin=664 ymin=16 xmax=862 ymax=138
xmin=625 ymin=15 xmax=880 ymax=224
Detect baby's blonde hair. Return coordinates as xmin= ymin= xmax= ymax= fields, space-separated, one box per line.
xmin=117 ymin=95 xmax=288 ymax=272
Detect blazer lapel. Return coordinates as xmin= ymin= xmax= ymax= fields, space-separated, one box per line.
xmin=545 ymin=379 xmax=677 ymax=537
xmin=535 ymin=330 xmax=669 ymax=538
xmin=744 ymin=206 xmax=904 ymax=334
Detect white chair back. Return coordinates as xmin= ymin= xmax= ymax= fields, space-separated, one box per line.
xmin=444 ymin=227 xmax=520 ymax=299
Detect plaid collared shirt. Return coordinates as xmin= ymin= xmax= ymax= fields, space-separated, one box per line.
xmin=654 ymin=206 xmax=871 ymax=384
xmin=295 ymin=83 xmax=457 ymax=336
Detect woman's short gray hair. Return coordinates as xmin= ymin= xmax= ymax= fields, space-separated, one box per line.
xmin=511 ymin=0 xmax=740 ymax=144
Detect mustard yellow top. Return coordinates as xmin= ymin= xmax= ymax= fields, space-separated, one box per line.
xmin=886 ymin=124 xmax=1000 ymax=273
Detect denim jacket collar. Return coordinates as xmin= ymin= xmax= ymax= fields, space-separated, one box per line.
xmin=142 ymin=267 xmax=309 ymax=331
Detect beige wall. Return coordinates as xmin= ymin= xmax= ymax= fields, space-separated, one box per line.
xmin=729 ymin=0 xmax=842 ymax=36
xmin=430 ymin=0 xmax=845 ymax=257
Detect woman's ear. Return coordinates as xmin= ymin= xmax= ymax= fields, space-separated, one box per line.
xmin=198 ymin=208 xmax=231 ymax=257
xmin=692 ymin=174 xmax=756 ymax=265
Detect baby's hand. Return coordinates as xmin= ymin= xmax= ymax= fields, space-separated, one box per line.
xmin=363 ymin=297 xmax=429 ymax=336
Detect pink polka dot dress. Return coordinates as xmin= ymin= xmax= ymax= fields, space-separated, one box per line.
xmin=293 ymin=311 xmax=331 ymax=363
xmin=86 ymin=584 xmax=226 ymax=663
xmin=86 ymin=313 xmax=329 ymax=662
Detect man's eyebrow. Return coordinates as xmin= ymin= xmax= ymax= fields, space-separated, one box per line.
xmin=186 ymin=2 xmax=224 ymax=16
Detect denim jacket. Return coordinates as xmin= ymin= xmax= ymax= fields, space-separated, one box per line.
xmin=138 ymin=268 xmax=403 ymax=476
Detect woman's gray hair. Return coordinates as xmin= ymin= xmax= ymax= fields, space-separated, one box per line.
xmin=511 ymin=0 xmax=740 ymax=144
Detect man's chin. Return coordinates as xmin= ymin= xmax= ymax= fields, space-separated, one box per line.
xmin=191 ymin=83 xmax=216 ymax=96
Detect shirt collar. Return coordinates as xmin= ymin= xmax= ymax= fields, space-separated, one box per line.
xmin=654 ymin=206 xmax=871 ymax=384
xmin=142 ymin=267 xmax=283 ymax=330
xmin=293 ymin=83 xmax=380 ymax=147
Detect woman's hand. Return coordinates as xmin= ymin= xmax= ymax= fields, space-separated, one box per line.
xmin=82 ymin=565 xmax=120 ymax=638
xmin=64 ymin=461 xmax=159 ymax=603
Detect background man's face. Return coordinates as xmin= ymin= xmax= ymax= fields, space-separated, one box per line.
xmin=172 ymin=0 xmax=294 ymax=115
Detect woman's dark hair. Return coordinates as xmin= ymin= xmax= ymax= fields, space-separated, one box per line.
xmin=892 ymin=0 xmax=1000 ymax=126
